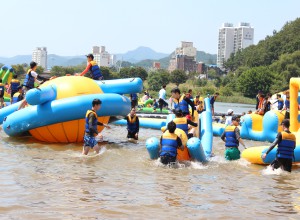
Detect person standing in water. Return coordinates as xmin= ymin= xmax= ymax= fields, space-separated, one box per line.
xmin=79 ymin=54 xmax=103 ymax=80
xmin=171 ymin=88 xmax=195 ymax=120
xmin=83 ymin=99 xmax=110 ymax=155
xmin=125 ymin=108 xmax=139 ymax=141
xmin=221 ymin=116 xmax=246 ymax=160
xmin=262 ymin=119 xmax=296 ymax=172
xmin=173 ymin=108 xmax=198 ymax=139
xmin=159 ymin=121 xmax=184 ymax=165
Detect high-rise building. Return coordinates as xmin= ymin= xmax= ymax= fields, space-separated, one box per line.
xmin=168 ymin=41 xmax=198 ymax=73
xmin=92 ymin=46 xmax=114 ymax=67
xmin=32 ymin=47 xmax=47 ymax=69
xmin=217 ymin=22 xmax=254 ymax=68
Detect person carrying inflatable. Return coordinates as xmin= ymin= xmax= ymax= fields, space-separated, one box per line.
xmin=0 ymin=79 xmax=4 ymax=109
xmin=8 ymin=75 xmax=20 ymax=104
xmin=159 ymin=121 xmax=184 ymax=165
xmin=171 ymin=88 xmax=195 ymax=120
xmin=221 ymin=115 xmax=246 ymax=160
xmin=80 ymin=54 xmax=103 ymax=80
xmin=262 ymin=119 xmax=296 ymax=172
xmin=125 ymin=108 xmax=139 ymax=141
xmin=12 ymin=86 xmax=24 ymax=104
xmin=83 ymin=99 xmax=110 ymax=155
xmin=173 ymin=108 xmax=198 ymax=139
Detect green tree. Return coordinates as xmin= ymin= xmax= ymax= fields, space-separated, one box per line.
xmin=100 ymin=66 xmax=111 ymax=79
xmin=170 ymin=69 xmax=188 ymax=86
xmin=50 ymin=66 xmax=65 ymax=76
xmin=11 ymin=64 xmax=25 ymax=75
xmin=237 ymin=66 xmax=275 ymax=97
xmin=35 ymin=66 xmax=44 ymax=74
xmin=119 ymin=67 xmax=148 ymax=81
xmin=147 ymin=69 xmax=170 ymax=91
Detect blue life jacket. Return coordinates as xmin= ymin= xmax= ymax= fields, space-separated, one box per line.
xmin=85 ymin=110 xmax=98 ymax=136
xmin=10 ymin=79 xmax=20 ymax=92
xmin=160 ymin=130 xmax=178 ymax=157
xmin=277 ymin=131 xmax=295 ymax=159
xmin=0 ymin=83 xmax=4 ymax=96
xmin=277 ymin=98 xmax=284 ymax=110
xmin=89 ymin=61 xmax=102 ymax=80
xmin=12 ymin=92 xmax=20 ymax=104
xmin=173 ymin=95 xmax=189 ymax=114
xmin=23 ymin=69 xmax=35 ymax=89
xmin=173 ymin=117 xmax=188 ymax=135
xmin=127 ymin=114 xmax=138 ymax=133
xmin=224 ymin=126 xmax=239 ymax=147
xmin=285 ymin=99 xmax=290 ymax=109
xmin=131 ymin=93 xmax=138 ymax=101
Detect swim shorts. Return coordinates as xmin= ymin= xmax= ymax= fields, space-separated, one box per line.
xmin=225 ymin=147 xmax=240 ymax=160
xmin=83 ymin=135 xmax=98 ymax=148
xmin=160 ymin=155 xmax=176 ymax=165
xmin=271 ymin=158 xmax=292 ymax=172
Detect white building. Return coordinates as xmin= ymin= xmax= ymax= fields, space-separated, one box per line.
xmin=217 ymin=22 xmax=254 ymax=68
xmin=92 ymin=46 xmax=114 ymax=67
xmin=175 ymin=41 xmax=197 ymax=59
xmin=32 ymin=47 xmax=47 ymax=69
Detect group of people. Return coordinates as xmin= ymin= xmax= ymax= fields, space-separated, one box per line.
xmin=255 ymin=90 xmax=290 ymax=119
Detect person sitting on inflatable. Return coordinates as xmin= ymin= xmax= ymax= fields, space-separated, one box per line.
xmin=173 ymin=108 xmax=198 ymax=139
xmin=159 ymin=121 xmax=184 ymax=165
xmin=262 ymin=119 xmax=296 ymax=172
xmin=171 ymin=88 xmax=195 ymax=120
xmin=12 ymin=86 xmax=24 ymax=104
xmin=125 ymin=108 xmax=139 ymax=141
xmin=255 ymin=94 xmax=266 ymax=115
xmin=8 ymin=75 xmax=20 ymax=104
xmin=152 ymin=99 xmax=159 ymax=112
xmin=221 ymin=116 xmax=246 ymax=160
xmin=83 ymin=99 xmax=110 ymax=155
xmin=79 ymin=54 xmax=103 ymax=80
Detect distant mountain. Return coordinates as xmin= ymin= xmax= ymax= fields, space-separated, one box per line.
xmin=116 ymin=46 xmax=169 ymax=63
xmin=0 ymin=55 xmax=32 ymax=66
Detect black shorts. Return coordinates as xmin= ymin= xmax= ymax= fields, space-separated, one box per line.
xmin=127 ymin=131 xmax=138 ymax=140
xmin=160 ymin=155 xmax=176 ymax=165
xmin=271 ymin=158 xmax=292 ymax=172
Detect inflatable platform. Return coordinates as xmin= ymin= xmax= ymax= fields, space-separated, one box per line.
xmin=0 ymin=76 xmax=143 ymax=143
xmin=242 ymin=78 xmax=300 ymax=164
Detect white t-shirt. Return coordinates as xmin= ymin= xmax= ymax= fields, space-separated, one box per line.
xmin=225 ymin=116 xmax=232 ymax=126
xmin=30 ymin=70 xmax=38 ymax=78
xmin=159 ymin=88 xmax=166 ymax=100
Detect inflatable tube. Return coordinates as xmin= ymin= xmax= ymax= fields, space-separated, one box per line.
xmin=146 ymin=137 xmax=160 ymax=159
xmin=187 ymin=137 xmax=207 ymax=162
xmin=96 ymin=78 xmax=143 ymax=94
xmin=0 ymin=102 xmax=21 ymax=124
xmin=213 ymin=123 xmax=226 ymax=136
xmin=113 ymin=118 xmax=166 ymax=130
xmin=200 ymin=98 xmax=213 ymax=157
xmin=3 ymin=93 xmax=131 ymax=136
xmin=26 ymin=85 xmax=57 ymax=105
xmin=138 ymin=107 xmax=169 ymax=114
xmin=144 ymin=99 xmax=153 ymax=106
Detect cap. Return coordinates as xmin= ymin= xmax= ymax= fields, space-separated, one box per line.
xmin=232 ymin=115 xmax=240 ymax=121
xmin=30 ymin=61 xmax=37 ymax=68
xmin=227 ymin=109 xmax=234 ymax=114
xmin=281 ymin=119 xmax=290 ymax=128
xmin=86 ymin=53 xmax=94 ymax=59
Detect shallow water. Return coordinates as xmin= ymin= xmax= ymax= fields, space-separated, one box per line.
xmin=1 ymin=125 xmax=300 ymax=219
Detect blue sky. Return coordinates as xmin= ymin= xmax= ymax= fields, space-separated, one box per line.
xmin=0 ymin=0 xmax=299 ymax=57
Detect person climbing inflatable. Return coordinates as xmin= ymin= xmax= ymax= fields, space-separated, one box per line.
xmin=80 ymin=54 xmax=103 ymax=80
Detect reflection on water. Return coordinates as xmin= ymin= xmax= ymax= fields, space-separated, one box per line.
xmin=1 ymin=125 xmax=300 ymax=219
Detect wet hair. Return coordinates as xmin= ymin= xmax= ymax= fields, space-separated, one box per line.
xmin=92 ymin=98 xmax=102 ymax=106
xmin=277 ymin=94 xmax=281 ymax=98
xmin=281 ymin=119 xmax=290 ymax=128
xmin=232 ymin=115 xmax=240 ymax=122
xmin=13 ymin=74 xmax=18 ymax=79
xmin=171 ymin=88 xmax=181 ymax=94
xmin=167 ymin=121 xmax=177 ymax=133
xmin=162 ymin=85 xmax=166 ymax=88
xmin=30 ymin=61 xmax=37 ymax=69
xmin=174 ymin=108 xmax=183 ymax=117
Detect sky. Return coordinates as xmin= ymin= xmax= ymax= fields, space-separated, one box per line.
xmin=0 ymin=0 xmax=299 ymax=57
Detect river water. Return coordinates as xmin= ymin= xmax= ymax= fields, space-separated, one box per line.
xmin=1 ymin=121 xmax=300 ymax=219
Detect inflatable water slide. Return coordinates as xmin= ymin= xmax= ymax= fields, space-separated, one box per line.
xmin=145 ymin=98 xmax=213 ymax=163
xmin=0 ymin=65 xmax=14 ymax=102
xmin=0 ymin=76 xmax=143 ymax=143
xmin=242 ymin=77 xmax=300 ymax=164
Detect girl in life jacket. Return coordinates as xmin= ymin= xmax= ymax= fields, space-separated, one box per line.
xmin=79 ymin=54 xmax=103 ymax=80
